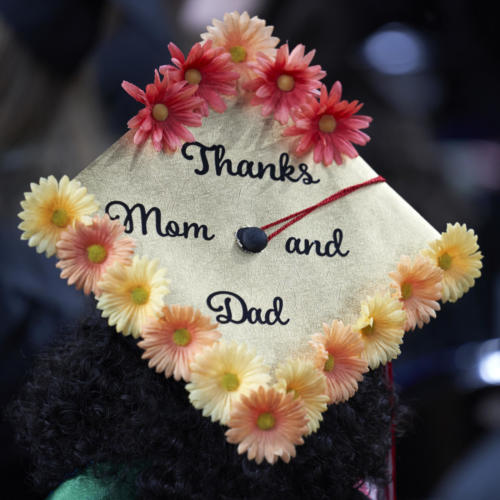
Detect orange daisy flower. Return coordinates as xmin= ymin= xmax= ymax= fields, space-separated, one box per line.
xmin=201 ymin=11 xmax=279 ymax=84
xmin=56 ymin=214 xmax=135 ymax=296
xmin=310 ymin=320 xmax=368 ymax=403
xmin=389 ymin=254 xmax=443 ymax=331
xmin=226 ymin=386 xmax=308 ymax=465
xmin=138 ymin=305 xmax=221 ymax=382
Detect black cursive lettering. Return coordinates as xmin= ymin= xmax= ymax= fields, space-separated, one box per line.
xmin=105 ymin=201 xmax=215 ymax=241
xmin=285 ymin=228 xmax=349 ymax=258
xmin=206 ymin=291 xmax=290 ymax=326
xmin=182 ymin=142 xmax=320 ymax=185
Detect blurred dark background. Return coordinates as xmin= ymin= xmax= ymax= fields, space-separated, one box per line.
xmin=1 ymin=1 xmax=498 ymax=499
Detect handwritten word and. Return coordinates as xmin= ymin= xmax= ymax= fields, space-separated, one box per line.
xmin=285 ymin=228 xmax=349 ymax=258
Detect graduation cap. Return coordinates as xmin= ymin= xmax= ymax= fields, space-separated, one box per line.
xmin=18 ymin=11 xmax=482 ymax=466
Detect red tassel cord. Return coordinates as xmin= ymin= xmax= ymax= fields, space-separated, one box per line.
xmin=385 ymin=361 xmax=397 ymax=500
xmin=260 ymin=176 xmax=386 ymax=241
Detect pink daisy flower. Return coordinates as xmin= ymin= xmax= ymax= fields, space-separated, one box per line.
xmin=389 ymin=254 xmax=443 ymax=331
xmin=55 ymin=214 xmax=135 ymax=296
xmin=243 ymin=43 xmax=326 ymax=125
xmin=138 ymin=305 xmax=221 ymax=382
xmin=226 ymin=386 xmax=308 ymax=465
xmin=310 ymin=320 xmax=368 ymax=404
xmin=283 ymin=82 xmax=372 ymax=166
xmin=160 ymin=40 xmax=239 ymax=117
xmin=122 ymin=70 xmax=203 ymax=152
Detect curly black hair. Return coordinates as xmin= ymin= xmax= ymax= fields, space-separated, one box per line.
xmin=7 ymin=314 xmax=396 ymax=499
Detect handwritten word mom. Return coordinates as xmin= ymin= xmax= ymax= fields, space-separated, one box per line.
xmin=182 ymin=142 xmax=320 ymax=185
xmin=105 ymin=201 xmax=215 ymax=241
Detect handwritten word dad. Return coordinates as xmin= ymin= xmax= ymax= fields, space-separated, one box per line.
xmin=182 ymin=142 xmax=320 ymax=185
xmin=206 ymin=291 xmax=290 ymax=326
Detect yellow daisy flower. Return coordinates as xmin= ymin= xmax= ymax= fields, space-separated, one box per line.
xmin=274 ymin=358 xmax=328 ymax=435
xmin=18 ymin=175 xmax=98 ymax=257
xmin=354 ymin=292 xmax=406 ymax=369
xmin=96 ymin=255 xmax=170 ymax=338
xmin=186 ymin=341 xmax=270 ymax=425
xmin=422 ymin=223 xmax=483 ymax=303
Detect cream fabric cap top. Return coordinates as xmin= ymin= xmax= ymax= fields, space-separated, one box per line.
xmin=77 ymin=96 xmax=438 ymax=370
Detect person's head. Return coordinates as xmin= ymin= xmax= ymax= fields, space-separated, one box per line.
xmin=7 ymin=313 xmax=396 ymax=499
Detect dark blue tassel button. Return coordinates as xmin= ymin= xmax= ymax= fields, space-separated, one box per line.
xmin=236 ymin=227 xmax=268 ymax=253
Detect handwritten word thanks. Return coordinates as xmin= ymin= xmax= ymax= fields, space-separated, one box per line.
xmin=182 ymin=142 xmax=320 ymax=185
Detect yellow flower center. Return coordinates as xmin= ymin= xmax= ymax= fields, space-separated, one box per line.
xmin=229 ymin=45 xmax=247 ymax=63
xmin=287 ymin=387 xmax=300 ymax=399
xmin=87 ymin=244 xmax=107 ymax=264
xmin=257 ymin=412 xmax=276 ymax=430
xmin=318 ymin=114 xmax=337 ymax=133
xmin=51 ymin=208 xmax=69 ymax=228
xmin=361 ymin=319 xmax=375 ymax=337
xmin=185 ymin=68 xmax=202 ymax=85
xmin=130 ymin=286 xmax=149 ymax=305
xmin=277 ymin=74 xmax=295 ymax=92
xmin=152 ymin=103 xmax=168 ymax=121
xmin=401 ymin=282 xmax=413 ymax=300
xmin=438 ymin=252 xmax=453 ymax=270
xmin=221 ymin=372 xmax=240 ymax=392
xmin=172 ymin=328 xmax=191 ymax=346
xmin=324 ymin=353 xmax=335 ymax=372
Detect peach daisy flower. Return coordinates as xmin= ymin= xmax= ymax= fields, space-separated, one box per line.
xmin=200 ymin=11 xmax=279 ymax=84
xmin=18 ymin=175 xmax=98 ymax=258
xmin=122 ymin=70 xmax=203 ymax=152
xmin=138 ymin=305 xmax=221 ymax=382
xmin=274 ymin=358 xmax=328 ymax=435
xmin=226 ymin=386 xmax=308 ymax=465
xmin=244 ymin=43 xmax=326 ymax=125
xmin=283 ymin=82 xmax=372 ymax=166
xmin=160 ymin=40 xmax=239 ymax=117
xmin=55 ymin=214 xmax=135 ymax=296
xmin=186 ymin=341 xmax=270 ymax=425
xmin=422 ymin=223 xmax=483 ymax=303
xmin=389 ymin=254 xmax=443 ymax=331
xmin=354 ymin=292 xmax=406 ymax=369
xmin=96 ymin=255 xmax=170 ymax=338
xmin=310 ymin=320 xmax=368 ymax=404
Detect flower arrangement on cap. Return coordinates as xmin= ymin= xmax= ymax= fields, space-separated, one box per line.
xmin=17 ymin=10 xmax=483 ymax=467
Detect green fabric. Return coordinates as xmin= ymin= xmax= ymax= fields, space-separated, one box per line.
xmin=46 ymin=467 xmax=137 ymax=500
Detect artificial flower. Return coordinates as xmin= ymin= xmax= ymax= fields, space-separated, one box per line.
xmin=389 ymin=254 xmax=443 ymax=330
xmin=55 ymin=214 xmax=135 ymax=296
xmin=354 ymin=292 xmax=406 ymax=369
xmin=138 ymin=305 xmax=221 ymax=382
xmin=226 ymin=386 xmax=308 ymax=465
xmin=422 ymin=223 xmax=483 ymax=303
xmin=274 ymin=358 xmax=328 ymax=435
xmin=18 ymin=175 xmax=98 ymax=258
xmin=122 ymin=70 xmax=203 ymax=152
xmin=186 ymin=341 xmax=270 ymax=425
xmin=310 ymin=320 xmax=368 ymax=403
xmin=200 ymin=11 xmax=279 ymax=84
xmin=244 ymin=43 xmax=325 ymax=125
xmin=283 ymin=81 xmax=372 ymax=166
xmin=96 ymin=255 xmax=169 ymax=338
xmin=160 ymin=40 xmax=239 ymax=117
